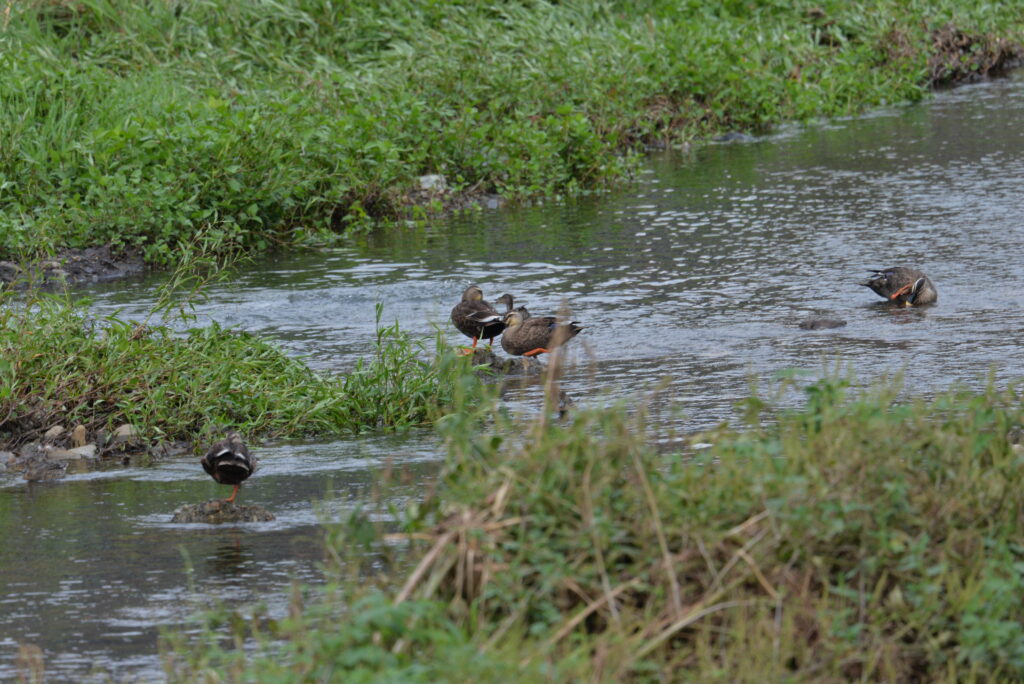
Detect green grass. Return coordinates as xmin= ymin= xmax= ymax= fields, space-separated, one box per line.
xmin=1 ymin=0 xmax=1022 ymax=264
xmin=0 ymin=291 xmax=481 ymax=447
xmin=164 ymin=375 xmax=1024 ymax=681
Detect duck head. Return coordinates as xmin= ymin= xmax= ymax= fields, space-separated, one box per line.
xmin=503 ymin=310 xmax=525 ymax=329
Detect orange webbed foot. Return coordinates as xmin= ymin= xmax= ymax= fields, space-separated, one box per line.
xmin=889 ymin=284 xmax=912 ymax=300
xmin=224 ymin=485 xmax=239 ymax=504
xmin=523 ymin=347 xmax=549 ymax=357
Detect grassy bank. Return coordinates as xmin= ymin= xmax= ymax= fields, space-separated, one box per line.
xmin=0 ymin=292 xmax=477 ymax=448
xmin=1 ymin=0 xmax=1022 ymax=265
xmin=164 ymin=377 xmax=1024 ymax=681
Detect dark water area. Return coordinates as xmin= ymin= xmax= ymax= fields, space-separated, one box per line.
xmin=3 ymin=71 xmax=1024 ymax=680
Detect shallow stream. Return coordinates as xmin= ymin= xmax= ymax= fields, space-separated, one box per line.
xmin=2 ymin=72 xmax=1023 ymax=681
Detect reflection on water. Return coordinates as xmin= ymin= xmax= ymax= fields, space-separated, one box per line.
xmin=3 ymin=72 xmax=1024 ymax=680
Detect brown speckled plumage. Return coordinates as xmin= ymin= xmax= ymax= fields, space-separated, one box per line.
xmin=861 ymin=267 xmax=937 ymax=306
xmin=451 ymin=285 xmax=505 ymax=344
xmin=500 ymin=310 xmax=583 ymax=357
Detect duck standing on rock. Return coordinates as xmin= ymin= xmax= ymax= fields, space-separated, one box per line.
xmin=451 ymin=285 xmax=506 ymax=349
xmin=861 ymin=267 xmax=937 ymax=306
xmin=201 ymin=432 xmax=257 ymax=504
xmin=500 ymin=310 xmax=584 ymax=357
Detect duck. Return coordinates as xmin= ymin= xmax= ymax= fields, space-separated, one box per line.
xmin=495 ymin=293 xmax=531 ymax=320
xmin=451 ymin=285 xmax=505 ymax=348
xmin=861 ymin=267 xmax=937 ymax=306
xmin=201 ymin=432 xmax=257 ymax=504
xmin=500 ymin=310 xmax=584 ymax=357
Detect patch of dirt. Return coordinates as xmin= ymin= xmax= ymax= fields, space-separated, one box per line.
xmin=0 ymin=245 xmax=144 ymax=289
xmin=927 ymin=25 xmax=1023 ymax=87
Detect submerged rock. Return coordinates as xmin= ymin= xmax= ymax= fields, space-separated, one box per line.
xmin=23 ymin=458 xmax=68 ymax=482
xmin=798 ymin=317 xmax=848 ymax=330
xmin=171 ymin=499 xmax=276 ymax=524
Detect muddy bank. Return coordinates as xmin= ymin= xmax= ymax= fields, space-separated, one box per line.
xmin=0 ymin=245 xmax=144 ymax=288
xmin=1 ymin=422 xmax=191 ymax=481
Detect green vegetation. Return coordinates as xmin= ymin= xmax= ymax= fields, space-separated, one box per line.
xmin=2 ymin=0 xmax=1022 ymax=264
xmin=165 ymin=377 xmax=1024 ymax=681
xmin=0 ymin=290 xmax=477 ymax=446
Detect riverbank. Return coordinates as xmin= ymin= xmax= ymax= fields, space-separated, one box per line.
xmin=0 ymin=291 xmax=479 ymax=462
xmin=164 ymin=377 xmax=1024 ymax=681
xmin=1 ymin=1 xmax=1022 ymax=273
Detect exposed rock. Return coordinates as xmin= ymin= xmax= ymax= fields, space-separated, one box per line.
xmin=171 ymin=499 xmax=276 ymax=524
xmin=19 ymin=442 xmax=44 ymax=460
xmin=112 ymin=424 xmax=140 ymax=441
xmin=71 ymin=425 xmax=88 ymax=447
xmin=468 ymin=348 xmax=544 ymax=375
xmin=47 ymin=444 xmax=97 ymax=460
xmin=43 ymin=425 xmax=66 ymax=442
xmin=798 ymin=317 xmax=848 ymax=330
xmin=45 ymin=447 xmax=82 ymax=461
xmin=418 ymin=174 xmax=447 ymax=192
xmin=24 ymin=458 xmax=68 ymax=482
xmin=108 ymin=424 xmax=145 ymax=453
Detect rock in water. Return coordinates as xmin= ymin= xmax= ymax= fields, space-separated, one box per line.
xmin=798 ymin=317 xmax=847 ymax=330
xmin=171 ymin=499 xmax=275 ymax=524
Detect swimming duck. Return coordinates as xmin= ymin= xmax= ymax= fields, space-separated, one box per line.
xmin=500 ymin=310 xmax=583 ymax=357
xmin=861 ymin=267 xmax=937 ymax=306
xmin=451 ymin=285 xmax=505 ymax=348
xmin=201 ymin=432 xmax=257 ymax=504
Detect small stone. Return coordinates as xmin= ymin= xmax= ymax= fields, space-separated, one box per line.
xmin=49 ymin=444 xmax=98 ymax=460
xmin=71 ymin=425 xmax=88 ymax=447
xmin=0 ymin=451 xmax=13 ymax=467
xmin=418 ymin=174 xmax=447 ymax=192
xmin=43 ymin=425 xmax=66 ymax=442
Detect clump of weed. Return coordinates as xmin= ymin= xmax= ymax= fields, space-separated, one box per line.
xmin=163 ymin=375 xmax=1024 ymax=680
xmin=0 ymin=290 xmax=476 ymax=448
xmin=395 ymin=377 xmax=1024 ymax=679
